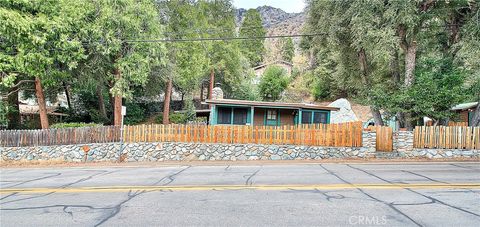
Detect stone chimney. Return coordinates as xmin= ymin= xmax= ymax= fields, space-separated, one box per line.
xmin=211 ymin=83 xmax=224 ymax=100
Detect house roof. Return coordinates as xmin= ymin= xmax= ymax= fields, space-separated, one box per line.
xmin=205 ymin=99 xmax=340 ymax=111
xmin=252 ymin=60 xmax=293 ymax=70
xmin=452 ymin=102 xmax=478 ymax=111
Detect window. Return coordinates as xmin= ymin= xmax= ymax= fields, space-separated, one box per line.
xmin=217 ymin=107 xmax=231 ymax=124
xmin=267 ymin=110 xmax=277 ymax=120
xmin=313 ymin=112 xmax=328 ymax=124
xmin=233 ymin=108 xmax=248 ymax=125
xmin=301 ymin=111 xmax=312 ymax=124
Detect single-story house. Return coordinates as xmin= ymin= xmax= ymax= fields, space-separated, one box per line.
xmin=205 ymin=99 xmax=339 ymax=126
xmin=451 ymin=102 xmax=478 ymax=126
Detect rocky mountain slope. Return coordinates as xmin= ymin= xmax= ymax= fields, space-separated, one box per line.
xmin=236 ymin=6 xmax=303 ymax=28
xmin=236 ymin=6 xmax=306 ymax=63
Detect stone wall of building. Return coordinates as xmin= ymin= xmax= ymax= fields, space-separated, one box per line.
xmin=1 ymin=131 xmax=478 ymax=163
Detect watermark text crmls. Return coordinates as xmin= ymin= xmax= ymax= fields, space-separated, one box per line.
xmin=349 ymin=215 xmax=387 ymax=225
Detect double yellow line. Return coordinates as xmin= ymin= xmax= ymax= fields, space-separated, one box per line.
xmin=2 ymin=183 xmax=480 ymax=194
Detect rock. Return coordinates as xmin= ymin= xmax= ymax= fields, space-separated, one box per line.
xmin=328 ymin=98 xmax=358 ymax=123
xmin=199 ymin=154 xmax=206 ymax=161
xmin=271 ymin=155 xmax=281 ymax=160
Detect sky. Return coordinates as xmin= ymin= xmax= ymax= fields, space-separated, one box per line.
xmin=232 ymin=0 xmax=306 ymax=13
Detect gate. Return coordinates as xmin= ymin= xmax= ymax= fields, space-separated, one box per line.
xmin=374 ymin=126 xmax=393 ymax=152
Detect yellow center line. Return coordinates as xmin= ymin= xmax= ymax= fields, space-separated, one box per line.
xmin=1 ymin=183 xmax=480 ymax=194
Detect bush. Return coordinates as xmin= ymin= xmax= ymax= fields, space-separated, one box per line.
xmin=124 ymin=102 xmax=146 ymax=125
xmin=169 ymin=113 xmax=187 ymax=124
xmin=258 ymin=66 xmax=289 ymax=101
xmin=154 ymin=112 xmax=187 ymax=124
xmin=50 ymin=122 xmax=101 ymax=128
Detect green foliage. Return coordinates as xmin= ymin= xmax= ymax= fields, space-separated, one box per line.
xmin=50 ymin=122 xmax=101 ymax=128
xmin=258 ymin=66 xmax=289 ymax=101
xmin=124 ymin=103 xmax=146 ymax=125
xmin=373 ymin=57 xmax=466 ymax=123
xmin=239 ymin=9 xmax=266 ymax=66
xmin=0 ymin=100 xmax=8 ymax=128
xmin=169 ymin=113 xmax=188 ymax=124
xmin=281 ymin=38 xmax=295 ymax=62
xmin=0 ymin=0 xmax=90 ymax=86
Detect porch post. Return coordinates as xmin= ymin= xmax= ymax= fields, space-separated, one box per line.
xmin=298 ymin=109 xmax=302 ymax=125
xmin=251 ymin=106 xmax=255 ymax=126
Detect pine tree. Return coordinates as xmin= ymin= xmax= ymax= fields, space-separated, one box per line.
xmin=239 ymin=9 xmax=266 ymax=66
xmin=281 ymin=38 xmax=295 ymax=62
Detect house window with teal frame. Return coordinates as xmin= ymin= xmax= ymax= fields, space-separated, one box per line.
xmin=217 ymin=107 xmax=232 ymax=124
xmin=300 ymin=110 xmax=330 ymax=124
xmin=313 ymin=111 xmax=328 ymax=124
xmin=301 ymin=111 xmax=312 ymax=124
xmin=215 ymin=106 xmax=251 ymax=125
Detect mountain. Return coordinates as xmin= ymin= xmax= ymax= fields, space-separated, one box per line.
xmin=236 ymin=6 xmax=303 ymax=28
xmin=236 ymin=6 xmax=307 ymax=64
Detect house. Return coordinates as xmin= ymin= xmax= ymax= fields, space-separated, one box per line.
xmin=205 ymin=98 xmax=339 ymax=126
xmin=451 ymin=102 xmax=478 ymax=126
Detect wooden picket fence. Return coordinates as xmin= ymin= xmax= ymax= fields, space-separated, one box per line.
xmin=414 ymin=126 xmax=480 ymax=150
xmin=0 ymin=126 xmax=121 ymax=147
xmin=123 ymin=122 xmax=363 ymax=147
xmin=0 ymin=122 xmax=363 ymax=147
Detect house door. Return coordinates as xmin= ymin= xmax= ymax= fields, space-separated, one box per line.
xmin=265 ymin=109 xmax=279 ymax=126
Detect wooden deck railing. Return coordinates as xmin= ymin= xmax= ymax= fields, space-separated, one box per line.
xmin=0 ymin=122 xmax=363 ymax=147
xmin=414 ymin=126 xmax=480 ymax=150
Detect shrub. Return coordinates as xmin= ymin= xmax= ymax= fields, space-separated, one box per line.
xmin=258 ymin=65 xmax=289 ymax=101
xmin=154 ymin=112 xmax=187 ymax=124
xmin=50 ymin=122 xmax=101 ymax=128
xmin=124 ymin=102 xmax=146 ymax=125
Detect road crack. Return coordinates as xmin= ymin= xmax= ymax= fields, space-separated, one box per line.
xmin=319 ymin=164 xmax=422 ymax=227
xmin=347 ymin=164 xmax=480 ymax=218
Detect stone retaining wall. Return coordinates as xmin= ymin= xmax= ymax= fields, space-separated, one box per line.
xmin=393 ymin=131 xmax=479 ymax=158
xmin=0 ymin=142 xmax=375 ymax=162
xmin=1 ymin=131 xmax=478 ymax=162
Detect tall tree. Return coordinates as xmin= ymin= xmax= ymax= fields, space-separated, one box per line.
xmin=0 ymin=0 xmax=90 ymax=128
xmin=239 ymin=9 xmax=266 ymax=66
xmin=281 ymin=38 xmax=295 ymax=62
xmin=84 ymin=0 xmax=165 ymax=126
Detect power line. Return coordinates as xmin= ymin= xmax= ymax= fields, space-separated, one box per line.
xmin=124 ymin=33 xmax=327 ymax=43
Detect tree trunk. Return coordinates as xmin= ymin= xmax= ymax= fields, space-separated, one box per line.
xmin=390 ymin=50 xmax=401 ymax=86
xmin=113 ymin=68 xmax=122 ymax=126
xmin=208 ymin=68 xmax=214 ymax=100
xmin=35 ymin=77 xmax=49 ymax=129
xmin=404 ymin=41 xmax=417 ymax=87
xmin=63 ymin=81 xmax=72 ymax=109
xmin=471 ymin=103 xmax=480 ymax=126
xmin=97 ymin=84 xmax=107 ymax=119
xmin=162 ymin=78 xmax=172 ymax=124
xmin=7 ymin=87 xmax=20 ymax=129
xmin=358 ymin=48 xmax=384 ymax=126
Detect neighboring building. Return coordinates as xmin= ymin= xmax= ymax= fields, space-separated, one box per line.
xmin=451 ymin=102 xmax=478 ymax=126
xmin=252 ymin=60 xmax=293 ymax=84
xmin=205 ymin=98 xmax=338 ymax=126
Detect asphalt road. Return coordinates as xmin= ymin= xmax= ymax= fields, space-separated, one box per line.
xmin=1 ymin=162 xmax=479 ymax=227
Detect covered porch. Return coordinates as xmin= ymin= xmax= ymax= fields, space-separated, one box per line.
xmin=205 ymin=99 xmax=337 ymax=126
